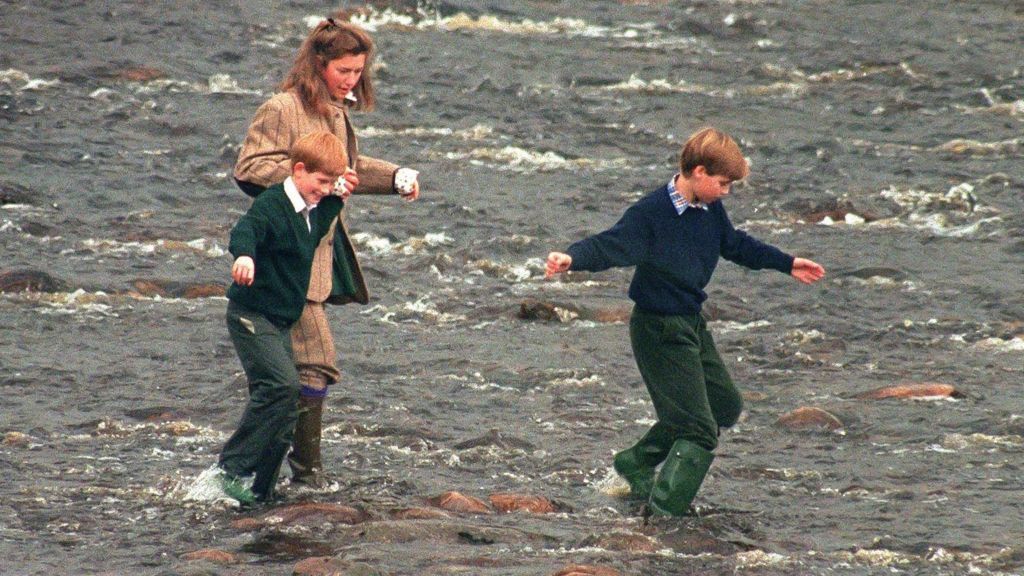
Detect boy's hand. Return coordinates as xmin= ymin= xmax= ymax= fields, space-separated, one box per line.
xmin=232 ymin=256 xmax=255 ymax=286
xmin=332 ymin=168 xmax=358 ymax=200
xmin=545 ymin=252 xmax=572 ymax=278
xmin=791 ymin=257 xmax=825 ymax=285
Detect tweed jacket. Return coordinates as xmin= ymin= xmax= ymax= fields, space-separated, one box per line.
xmin=234 ymin=90 xmax=400 ymax=305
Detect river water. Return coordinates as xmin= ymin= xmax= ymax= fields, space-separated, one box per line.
xmin=2 ymin=1 xmax=1023 ymax=575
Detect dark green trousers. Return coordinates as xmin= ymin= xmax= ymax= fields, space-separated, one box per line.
xmin=218 ymin=301 xmax=301 ymax=499
xmin=627 ymin=307 xmax=743 ymax=464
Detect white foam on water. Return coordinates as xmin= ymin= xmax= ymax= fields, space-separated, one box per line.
xmin=591 ymin=466 xmax=631 ymax=498
xmin=207 ymin=73 xmax=262 ymax=96
xmin=0 ymin=68 xmax=59 ymax=91
xmin=711 ymin=319 xmax=772 ymax=333
xmin=941 ymin=433 xmax=1024 ymax=451
xmin=549 ymin=374 xmax=606 ymax=388
xmin=350 ymin=231 xmax=453 ymax=256
xmin=973 ymin=336 xmax=1024 ymax=353
xmin=182 ymin=464 xmax=249 ymax=505
xmin=78 ymin=237 xmax=226 ymax=258
xmin=444 ymin=145 xmax=626 ymax=172
xmin=735 ymin=550 xmax=793 ymax=569
xmin=359 ymin=123 xmax=493 ymax=140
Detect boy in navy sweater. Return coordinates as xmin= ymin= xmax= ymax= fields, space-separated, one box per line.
xmin=546 ymin=128 xmax=825 ymax=516
xmin=216 ymin=132 xmax=348 ymax=504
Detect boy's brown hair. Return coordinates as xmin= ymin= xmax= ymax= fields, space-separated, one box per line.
xmin=679 ymin=128 xmax=749 ymax=181
xmin=289 ymin=132 xmax=347 ymax=178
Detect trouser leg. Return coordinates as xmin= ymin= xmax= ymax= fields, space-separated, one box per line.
xmin=218 ymin=302 xmax=301 ymax=499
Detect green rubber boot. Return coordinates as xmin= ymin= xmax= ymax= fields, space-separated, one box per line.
xmin=648 ymin=439 xmax=714 ymax=516
xmin=218 ymin=472 xmax=256 ymax=505
xmin=613 ymin=447 xmax=656 ymax=500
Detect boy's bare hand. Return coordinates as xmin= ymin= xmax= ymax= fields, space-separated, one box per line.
xmin=791 ymin=257 xmax=825 ymax=285
xmin=232 ymin=256 xmax=255 ymax=286
xmin=545 ymin=252 xmax=572 ymax=278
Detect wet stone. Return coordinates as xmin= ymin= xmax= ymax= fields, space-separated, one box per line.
xmin=231 ymin=503 xmax=369 ymax=531
xmin=0 ymin=269 xmax=69 ymax=293
xmin=240 ymin=532 xmax=333 ymax=559
xmin=389 ymin=507 xmax=450 ymax=520
xmin=428 ymin=491 xmax=492 ymax=514
xmin=855 ymin=383 xmax=963 ymax=400
xmin=130 ymin=279 xmax=226 ymax=299
xmin=293 ymin=556 xmax=383 ymax=576
xmin=488 ymin=493 xmax=561 ymax=514
xmin=0 ymin=180 xmax=33 ymax=205
xmin=551 ymin=565 xmax=622 ymax=576
xmin=3 ymin=431 xmax=29 ymax=447
xmin=776 ymin=407 xmax=844 ymax=431
xmin=181 ymin=548 xmax=236 ymax=564
xmin=578 ymin=531 xmax=659 ymax=553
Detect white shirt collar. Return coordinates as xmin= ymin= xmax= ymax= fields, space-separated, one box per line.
xmin=344 ymin=91 xmax=358 ymax=104
xmin=283 ymin=177 xmax=317 ymax=212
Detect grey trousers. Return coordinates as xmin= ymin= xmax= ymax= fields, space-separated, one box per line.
xmin=218 ymin=300 xmax=301 ymax=499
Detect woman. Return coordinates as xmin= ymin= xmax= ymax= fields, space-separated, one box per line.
xmin=232 ymin=17 xmax=420 ymax=490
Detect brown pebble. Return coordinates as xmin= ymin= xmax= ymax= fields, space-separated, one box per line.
xmin=551 ymin=565 xmax=621 ymax=576
xmin=181 ymin=548 xmax=236 ymax=564
xmin=427 ymin=491 xmax=491 ymax=514
xmin=855 ymin=383 xmax=962 ymax=400
xmin=776 ymin=407 xmax=844 ymax=431
xmin=488 ymin=493 xmax=558 ymax=514
xmin=0 ymin=269 xmax=68 ymax=293
xmin=3 ymin=432 xmax=29 ymax=447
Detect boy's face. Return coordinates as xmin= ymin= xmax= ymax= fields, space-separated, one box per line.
xmin=292 ymin=163 xmax=336 ymax=206
xmin=691 ymin=166 xmax=733 ymax=204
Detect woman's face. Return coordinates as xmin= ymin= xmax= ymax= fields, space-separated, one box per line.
xmin=320 ymin=53 xmax=367 ymax=101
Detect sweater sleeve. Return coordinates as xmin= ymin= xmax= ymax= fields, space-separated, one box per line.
xmin=229 ymin=201 xmax=271 ymax=259
xmin=719 ymin=205 xmax=793 ymax=273
xmin=233 ymin=95 xmax=296 ymax=189
xmin=566 ymin=204 xmax=651 ymax=272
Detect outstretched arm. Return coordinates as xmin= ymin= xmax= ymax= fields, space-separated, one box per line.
xmin=791 ymin=257 xmax=825 ymax=284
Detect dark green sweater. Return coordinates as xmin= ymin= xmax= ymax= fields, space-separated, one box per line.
xmin=227 ymin=183 xmax=344 ymax=327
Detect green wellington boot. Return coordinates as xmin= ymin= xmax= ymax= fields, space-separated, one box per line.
xmin=288 ymin=396 xmax=329 ymax=487
xmin=613 ymin=447 xmax=656 ymax=500
xmin=648 ymin=439 xmax=714 ymax=516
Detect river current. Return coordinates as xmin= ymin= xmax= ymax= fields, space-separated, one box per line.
xmin=1 ymin=1 xmax=1022 ymax=575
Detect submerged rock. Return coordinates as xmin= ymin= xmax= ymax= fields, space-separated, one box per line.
xmin=551 ymin=564 xmax=622 ymax=576
xmin=231 ymin=502 xmax=369 ymax=531
xmin=389 ymin=507 xmax=450 ymax=520
xmin=488 ymin=493 xmax=562 ymax=514
xmin=130 ymin=279 xmax=226 ymax=299
xmin=181 ymin=548 xmax=236 ymax=564
xmin=518 ymin=298 xmax=631 ymax=323
xmin=427 ymin=491 xmax=492 ymax=514
xmin=293 ymin=556 xmax=382 ymax=576
xmin=855 ymin=383 xmax=963 ymax=400
xmin=0 ymin=269 xmax=69 ymax=293
xmin=578 ymin=531 xmax=659 ymax=553
xmin=776 ymin=407 xmax=844 ymax=431
xmin=3 ymin=431 xmax=29 ymax=447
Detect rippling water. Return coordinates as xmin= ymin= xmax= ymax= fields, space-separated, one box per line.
xmin=2 ymin=1 xmax=1023 ymax=574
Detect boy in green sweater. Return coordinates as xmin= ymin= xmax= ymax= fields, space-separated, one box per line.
xmin=216 ymin=132 xmax=348 ymax=504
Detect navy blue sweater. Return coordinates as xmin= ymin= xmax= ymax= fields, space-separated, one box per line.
xmin=566 ymin=186 xmax=794 ymax=316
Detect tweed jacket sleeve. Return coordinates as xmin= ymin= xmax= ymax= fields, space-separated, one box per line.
xmin=234 ymin=91 xmax=400 ymax=195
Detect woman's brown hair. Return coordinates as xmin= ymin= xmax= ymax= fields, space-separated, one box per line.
xmin=280 ymin=18 xmax=376 ymax=118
